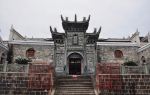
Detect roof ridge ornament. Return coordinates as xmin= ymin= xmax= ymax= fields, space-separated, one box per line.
xmin=87 ymin=15 xmax=90 ymax=22
xmin=98 ymin=26 xmax=101 ymax=33
xmin=83 ymin=17 xmax=86 ymax=21
xmin=54 ymin=27 xmax=57 ymax=32
xmin=11 ymin=24 xmax=14 ymax=29
xmin=61 ymin=15 xmax=64 ymax=22
xmin=61 ymin=14 xmax=90 ymax=22
xmin=75 ymin=14 xmax=77 ymax=22
xmin=97 ymin=26 xmax=101 ymax=35
xmin=50 ymin=26 xmax=53 ymax=33
xmin=94 ymin=28 xmax=97 ymax=33
xmin=10 ymin=24 xmax=15 ymax=32
xmin=66 ymin=17 xmax=68 ymax=21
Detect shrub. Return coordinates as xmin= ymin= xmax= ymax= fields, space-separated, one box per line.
xmin=15 ymin=57 xmax=29 ymax=64
xmin=123 ymin=61 xmax=137 ymax=66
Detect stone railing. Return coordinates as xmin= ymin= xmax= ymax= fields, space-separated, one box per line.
xmin=0 ymin=62 xmax=29 ymax=73
xmin=0 ymin=63 xmax=54 ymax=95
xmin=6 ymin=64 xmax=29 ymax=72
xmin=121 ymin=65 xmax=147 ymax=74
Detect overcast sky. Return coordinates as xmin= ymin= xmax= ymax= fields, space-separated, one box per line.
xmin=0 ymin=0 xmax=150 ymax=40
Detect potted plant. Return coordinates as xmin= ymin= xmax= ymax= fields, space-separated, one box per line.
xmin=123 ymin=61 xmax=137 ymax=66
xmin=15 ymin=56 xmax=29 ymax=64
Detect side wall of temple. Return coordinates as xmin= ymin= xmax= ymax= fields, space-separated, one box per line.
xmin=10 ymin=43 xmax=54 ymax=63
xmin=97 ymin=44 xmax=139 ymax=64
xmin=86 ymin=44 xmax=96 ymax=73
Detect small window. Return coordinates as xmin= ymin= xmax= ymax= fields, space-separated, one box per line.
xmin=114 ymin=50 xmax=123 ymax=58
xmin=26 ymin=48 xmax=35 ymax=58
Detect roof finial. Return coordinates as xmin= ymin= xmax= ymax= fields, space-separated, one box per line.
xmin=136 ymin=28 xmax=138 ymax=32
xmin=61 ymin=15 xmax=64 ymax=21
xmin=11 ymin=24 xmax=14 ymax=29
xmin=94 ymin=28 xmax=97 ymax=33
xmin=83 ymin=17 xmax=86 ymax=21
xmin=75 ymin=14 xmax=77 ymax=22
xmin=135 ymin=28 xmax=139 ymax=35
xmin=87 ymin=15 xmax=90 ymax=22
xmin=54 ymin=27 xmax=57 ymax=32
xmin=97 ymin=26 xmax=101 ymax=34
xmin=66 ymin=17 xmax=68 ymax=21
xmin=50 ymin=26 xmax=53 ymax=33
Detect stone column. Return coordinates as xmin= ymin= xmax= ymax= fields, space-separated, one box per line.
xmin=3 ymin=61 xmax=8 ymax=72
xmin=144 ymin=63 xmax=149 ymax=74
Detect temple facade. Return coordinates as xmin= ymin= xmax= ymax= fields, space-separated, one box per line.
xmin=4 ymin=15 xmax=150 ymax=75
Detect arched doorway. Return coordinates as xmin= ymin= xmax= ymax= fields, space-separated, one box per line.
xmin=68 ymin=53 xmax=83 ymax=75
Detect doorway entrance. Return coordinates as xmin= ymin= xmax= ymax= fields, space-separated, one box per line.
xmin=68 ymin=53 xmax=82 ymax=75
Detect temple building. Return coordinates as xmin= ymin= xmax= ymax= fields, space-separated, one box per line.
xmin=5 ymin=15 xmax=150 ymax=75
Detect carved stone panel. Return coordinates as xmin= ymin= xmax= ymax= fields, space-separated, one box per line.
xmin=87 ymin=53 xmax=95 ymax=73
xmin=56 ymin=53 xmax=64 ymax=66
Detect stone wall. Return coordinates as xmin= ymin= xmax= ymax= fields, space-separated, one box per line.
xmin=96 ymin=63 xmax=150 ymax=95
xmin=12 ymin=44 xmax=54 ymax=63
xmin=86 ymin=44 xmax=96 ymax=73
xmin=0 ymin=64 xmax=53 ymax=95
xmin=122 ymin=66 xmax=147 ymax=74
xmin=0 ymin=73 xmax=52 ymax=95
xmin=55 ymin=42 xmax=65 ymax=74
xmin=97 ymin=45 xmax=139 ymax=64
xmin=98 ymin=74 xmax=150 ymax=95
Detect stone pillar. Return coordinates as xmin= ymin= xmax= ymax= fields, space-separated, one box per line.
xmin=26 ymin=64 xmax=30 ymax=73
xmin=144 ymin=64 xmax=149 ymax=74
xmin=121 ymin=65 xmax=125 ymax=74
xmin=3 ymin=61 xmax=8 ymax=72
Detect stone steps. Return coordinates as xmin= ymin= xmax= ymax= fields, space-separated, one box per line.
xmin=54 ymin=76 xmax=95 ymax=95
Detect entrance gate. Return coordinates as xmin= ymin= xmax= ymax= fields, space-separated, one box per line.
xmin=68 ymin=53 xmax=82 ymax=75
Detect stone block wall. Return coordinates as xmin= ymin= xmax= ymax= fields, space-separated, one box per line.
xmin=0 ymin=73 xmax=51 ymax=95
xmin=0 ymin=64 xmax=53 ymax=95
xmin=97 ymin=45 xmax=139 ymax=64
xmin=86 ymin=44 xmax=96 ymax=73
xmin=122 ymin=66 xmax=147 ymax=74
xmin=12 ymin=44 xmax=54 ymax=63
xmin=98 ymin=74 xmax=150 ymax=95
xmin=96 ymin=63 xmax=150 ymax=95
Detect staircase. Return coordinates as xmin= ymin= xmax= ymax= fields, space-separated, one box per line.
xmin=54 ymin=76 xmax=95 ymax=95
